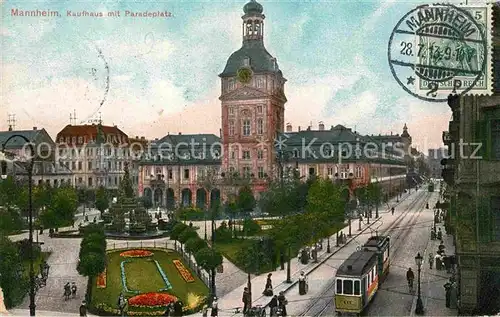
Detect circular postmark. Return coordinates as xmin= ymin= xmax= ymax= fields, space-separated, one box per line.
xmin=388 ymin=4 xmax=488 ymax=102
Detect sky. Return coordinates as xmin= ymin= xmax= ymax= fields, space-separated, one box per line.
xmin=1 ymin=0 xmax=490 ymax=152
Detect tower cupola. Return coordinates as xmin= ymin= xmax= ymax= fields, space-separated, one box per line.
xmin=242 ymin=0 xmax=265 ymax=42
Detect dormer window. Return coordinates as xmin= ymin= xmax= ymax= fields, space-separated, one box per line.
xmin=243 ymin=57 xmax=250 ymax=67
xmin=78 ymin=137 xmax=83 ymax=144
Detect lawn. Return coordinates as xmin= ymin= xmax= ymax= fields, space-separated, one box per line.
xmin=91 ymin=248 xmax=209 ymax=315
xmin=214 ymin=239 xmax=254 ymax=265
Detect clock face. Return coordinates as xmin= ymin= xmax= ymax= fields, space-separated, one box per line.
xmin=237 ymin=67 xmax=252 ymax=84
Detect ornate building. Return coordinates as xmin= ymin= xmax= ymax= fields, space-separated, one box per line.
xmin=55 ymin=123 xmax=130 ymax=189
xmin=441 ymin=5 xmax=500 ymax=314
xmin=219 ymin=0 xmax=286 ymax=195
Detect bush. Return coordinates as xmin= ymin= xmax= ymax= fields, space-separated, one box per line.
xmin=0 ymin=236 xmax=28 ymax=308
xmin=170 ymin=222 xmax=189 ymax=241
xmin=194 ymin=247 xmax=223 ymax=272
xmin=185 ymin=237 xmax=207 ymax=254
xmin=214 ymin=222 xmax=232 ymax=242
xmin=179 ymin=228 xmax=198 ymax=244
xmin=242 ymin=219 xmax=261 ymax=236
xmin=177 ymin=207 xmax=205 ymax=221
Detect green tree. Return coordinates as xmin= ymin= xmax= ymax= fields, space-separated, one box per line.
xmin=185 ymin=237 xmax=207 ymax=254
xmin=170 ymin=222 xmax=189 ymax=241
xmin=178 ymin=228 xmax=198 ymax=244
xmin=95 ymin=186 xmax=109 ymax=216
xmin=0 ymin=236 xmax=28 ymax=308
xmin=236 ymin=185 xmax=256 ymax=213
xmin=77 ymin=224 xmax=106 ymax=304
xmin=52 ymin=187 xmax=78 ymax=224
xmin=194 ymin=248 xmax=223 ymax=273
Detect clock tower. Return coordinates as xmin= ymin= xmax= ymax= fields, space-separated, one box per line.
xmin=219 ymin=0 xmax=287 ymax=194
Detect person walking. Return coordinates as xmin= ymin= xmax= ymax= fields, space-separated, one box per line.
xmin=268 ymin=295 xmax=278 ymax=317
xmin=263 ymin=273 xmax=273 ymax=296
xmin=79 ymin=301 xmax=87 ymax=316
xmin=71 ymin=282 xmax=77 ymax=298
xmin=428 ymin=252 xmax=434 ymax=269
xmin=242 ymin=287 xmax=251 ymax=314
xmin=210 ymin=297 xmax=218 ymax=317
xmin=298 ymin=271 xmax=308 ymax=295
xmin=391 ymin=207 xmax=394 ymax=215
xmin=277 ymin=292 xmax=288 ymax=316
xmin=406 ymin=268 xmax=415 ymax=292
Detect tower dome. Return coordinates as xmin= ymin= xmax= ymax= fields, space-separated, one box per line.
xmin=243 ymin=0 xmax=263 ymax=15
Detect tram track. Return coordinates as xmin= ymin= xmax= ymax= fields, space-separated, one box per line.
xmin=299 ymin=190 xmax=430 ymax=317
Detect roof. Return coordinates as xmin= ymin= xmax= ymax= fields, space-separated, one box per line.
xmin=56 ymin=124 xmax=128 ymax=139
xmin=243 ymin=0 xmax=263 ymax=15
xmin=154 ymin=133 xmax=220 ymax=146
xmin=363 ymin=235 xmax=389 ymax=248
xmin=336 ymin=250 xmax=377 ymax=276
xmin=220 ymin=40 xmax=282 ymax=77
xmin=0 ymin=129 xmax=54 ymax=149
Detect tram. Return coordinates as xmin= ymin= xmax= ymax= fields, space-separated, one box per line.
xmin=334 ymin=235 xmax=390 ymax=316
xmin=428 ymin=182 xmax=435 ymax=192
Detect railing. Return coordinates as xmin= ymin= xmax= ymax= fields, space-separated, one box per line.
xmin=106 ymin=240 xmax=211 ymax=287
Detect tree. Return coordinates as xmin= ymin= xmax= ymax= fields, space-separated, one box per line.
xmin=236 ymin=185 xmax=256 ymax=213
xmin=0 ymin=236 xmax=28 ymax=308
xmin=77 ymin=224 xmax=106 ymax=303
xmin=95 ymin=186 xmax=109 ymax=216
xmin=178 ymin=228 xmax=198 ymax=245
xmin=185 ymin=237 xmax=207 ymax=254
xmin=194 ymin=248 xmax=223 ymax=273
xmin=170 ymin=222 xmax=189 ymax=241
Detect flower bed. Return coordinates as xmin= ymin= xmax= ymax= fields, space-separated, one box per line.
xmin=173 ymin=260 xmax=195 ymax=283
xmin=128 ymin=292 xmax=178 ymax=307
xmin=96 ymin=268 xmax=107 ymax=288
xmin=120 ymin=250 xmax=154 ymax=258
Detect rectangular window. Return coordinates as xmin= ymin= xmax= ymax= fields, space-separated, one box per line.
xmin=168 ymin=169 xmax=173 ymax=179
xmin=231 ymin=151 xmax=236 ymax=159
xmin=242 ymin=151 xmax=250 ymax=159
xmin=72 ymin=137 xmax=76 ymax=144
xmin=88 ymin=177 xmax=93 ymax=187
xmin=354 ymin=280 xmax=360 ymax=295
xmin=309 ymin=167 xmax=315 ymax=176
xmin=243 ymin=120 xmax=251 ymax=136
xmin=327 ymin=167 xmax=333 ymax=175
xmin=115 ymin=177 xmax=118 ymax=185
xmin=257 ymin=118 xmax=263 ymax=135
xmin=257 ymin=150 xmax=263 ymax=159
xmin=343 ymin=280 xmax=353 ymax=295
xmin=243 ymin=166 xmax=251 ymax=178
xmin=72 ymin=161 xmax=76 ymax=170
xmin=229 ymin=107 xmax=234 ymax=115
xmin=78 ymin=177 xmax=83 ymax=184
xmin=229 ymin=121 xmax=235 ymax=136
xmin=336 ymin=279 xmax=342 ymax=294
xmin=88 ymin=161 xmax=92 ymax=170
xmin=184 ymin=169 xmax=189 ymax=179
xmin=78 ymin=136 xmax=83 ymax=144
xmin=258 ymin=166 xmax=265 ymax=179
xmin=257 ymin=105 xmax=263 ymax=113
xmin=229 ymin=166 xmax=235 ymax=173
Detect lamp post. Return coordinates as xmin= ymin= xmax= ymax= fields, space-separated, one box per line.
xmin=415 ymin=252 xmax=424 ymax=315
xmin=276 ymin=147 xmax=292 ymax=284
xmin=1 ymin=135 xmax=36 ymax=316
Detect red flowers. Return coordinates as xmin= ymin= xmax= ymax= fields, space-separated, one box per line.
xmin=173 ymin=260 xmax=195 ymax=283
xmin=96 ymin=268 xmax=107 ymax=288
xmin=120 ymin=250 xmax=154 ymax=258
xmin=128 ymin=292 xmax=178 ymax=307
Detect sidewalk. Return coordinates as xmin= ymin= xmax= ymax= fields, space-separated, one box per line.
xmin=215 ymin=189 xmax=418 ymax=316
xmin=413 ymin=187 xmax=458 ymax=317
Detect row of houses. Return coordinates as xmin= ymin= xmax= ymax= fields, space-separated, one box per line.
xmin=1 ymin=121 xmax=415 ymax=209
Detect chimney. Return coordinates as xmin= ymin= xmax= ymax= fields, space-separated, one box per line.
xmin=220 ymin=128 xmax=222 ymax=138
xmin=178 ymin=132 xmax=182 ymax=135
xmin=286 ymin=123 xmax=292 ymax=132
xmin=135 ymin=136 xmax=139 ymax=139
xmin=8 ymin=125 xmax=12 ymax=131
xmin=391 ymin=131 xmax=393 ymax=135
xmin=298 ymin=126 xmax=301 ymax=132
xmin=33 ymin=127 xmax=37 ymax=130
xmin=318 ymin=121 xmax=325 ymax=131
xmin=141 ymin=136 xmax=145 ymax=140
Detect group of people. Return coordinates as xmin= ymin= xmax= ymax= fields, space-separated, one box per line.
xmin=239 ymin=273 xmax=290 ymax=316
xmin=63 ymin=282 xmax=77 ymax=300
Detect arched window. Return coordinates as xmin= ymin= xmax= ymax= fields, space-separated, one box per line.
xmin=243 ymin=119 xmax=251 ymax=136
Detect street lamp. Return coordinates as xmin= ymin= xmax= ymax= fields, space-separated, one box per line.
xmin=415 ymin=252 xmax=424 ymax=315
xmin=2 ymin=135 xmax=36 ymax=316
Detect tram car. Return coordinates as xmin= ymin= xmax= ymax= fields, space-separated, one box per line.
xmin=428 ymin=182 xmax=435 ymax=192
xmin=334 ymin=235 xmax=390 ymax=315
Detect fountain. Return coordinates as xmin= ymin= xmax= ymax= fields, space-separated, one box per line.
xmin=102 ymin=163 xmax=166 ymax=239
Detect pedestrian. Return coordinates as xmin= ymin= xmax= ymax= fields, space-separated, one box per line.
xmin=444 ymin=281 xmax=452 ymax=308
xmin=277 ymin=291 xmax=288 ymax=316
xmin=298 ymin=271 xmax=308 ymax=295
xmin=268 ymin=295 xmax=278 ymax=317
xmin=201 ymin=304 xmax=208 ymax=317
xmin=173 ymin=300 xmax=183 ymax=317
xmin=263 ymin=273 xmax=273 ymax=296
xmin=391 ymin=207 xmax=394 ymax=215
xmin=435 ymin=253 xmax=443 ymax=270
xmin=164 ymin=302 xmax=173 ymax=316
xmin=428 ymin=252 xmax=434 ymax=269
xmin=437 ymin=228 xmax=443 ymax=240
xmin=79 ymin=301 xmax=87 ymax=316
xmin=71 ymin=282 xmax=77 ymax=298
xmin=210 ymin=297 xmax=218 ymax=317
xmin=242 ymin=287 xmax=251 ymax=314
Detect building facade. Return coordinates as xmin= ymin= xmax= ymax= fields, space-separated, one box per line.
xmin=0 ymin=127 xmax=73 ymax=186
xmin=55 ymin=123 xmax=131 ymax=189
xmin=442 ymin=6 xmax=500 ymax=314
xmin=427 ymin=148 xmax=446 ymax=179
xmin=219 ymin=0 xmax=286 ymax=195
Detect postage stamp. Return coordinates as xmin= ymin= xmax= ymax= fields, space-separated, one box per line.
xmin=388 ymin=3 xmax=493 ymax=102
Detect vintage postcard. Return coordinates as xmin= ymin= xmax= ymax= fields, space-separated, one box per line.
xmin=1 ymin=0 xmax=499 ymax=317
